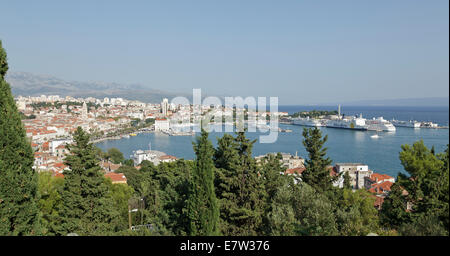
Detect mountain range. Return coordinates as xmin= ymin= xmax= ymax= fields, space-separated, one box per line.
xmin=6 ymin=71 xmax=449 ymax=107
xmin=6 ymin=71 xmax=189 ymax=103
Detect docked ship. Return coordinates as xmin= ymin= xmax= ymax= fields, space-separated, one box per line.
xmin=420 ymin=121 xmax=439 ymax=128
xmin=325 ymin=114 xmax=367 ymax=130
xmin=391 ymin=119 xmax=421 ymax=128
xmin=323 ymin=105 xmax=367 ymax=130
xmin=292 ymin=117 xmax=324 ymax=127
xmin=366 ymin=117 xmax=396 ymax=132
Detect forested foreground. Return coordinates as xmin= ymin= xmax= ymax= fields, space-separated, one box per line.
xmin=3 ymin=124 xmax=450 ymax=236
xmin=1 ymin=40 xmax=449 ymax=236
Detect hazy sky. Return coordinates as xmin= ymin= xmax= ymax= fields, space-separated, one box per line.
xmin=1 ymin=0 xmax=448 ymax=104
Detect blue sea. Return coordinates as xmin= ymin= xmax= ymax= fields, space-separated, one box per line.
xmin=96 ymin=106 xmax=449 ymax=178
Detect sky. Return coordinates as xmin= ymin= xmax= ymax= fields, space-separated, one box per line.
xmin=0 ymin=0 xmax=448 ymax=105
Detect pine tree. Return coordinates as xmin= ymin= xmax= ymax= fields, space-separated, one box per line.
xmin=214 ymin=131 xmax=266 ymax=235
xmin=381 ymin=141 xmax=449 ymax=235
xmin=0 ymin=40 xmax=40 ymax=235
xmin=186 ymin=129 xmax=220 ymax=235
xmin=60 ymin=127 xmax=117 ymax=235
xmin=259 ymin=153 xmax=288 ymax=235
xmin=301 ymin=127 xmax=334 ymax=193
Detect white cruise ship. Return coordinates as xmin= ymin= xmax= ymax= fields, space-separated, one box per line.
xmin=325 ymin=114 xmax=367 ymax=130
xmin=292 ymin=117 xmax=324 ymax=127
xmin=391 ymin=119 xmax=421 ymax=128
xmin=366 ymin=117 xmax=396 ymax=132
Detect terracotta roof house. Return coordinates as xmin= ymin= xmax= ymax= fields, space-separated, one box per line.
xmin=284 ymin=167 xmax=306 ymax=175
xmin=104 ymin=172 xmax=127 ymax=184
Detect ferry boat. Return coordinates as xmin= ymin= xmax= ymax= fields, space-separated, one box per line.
xmin=420 ymin=121 xmax=439 ymax=128
xmin=292 ymin=117 xmax=324 ymax=127
xmin=391 ymin=119 xmax=421 ymax=128
xmin=366 ymin=117 xmax=396 ymax=132
xmin=325 ymin=114 xmax=367 ymax=130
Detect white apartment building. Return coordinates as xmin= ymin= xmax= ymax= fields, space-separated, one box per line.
xmin=334 ymin=163 xmax=373 ymax=189
xmin=155 ymin=118 xmax=170 ymax=131
xmin=161 ymin=98 xmax=169 ymax=116
xmin=132 ymin=150 xmax=167 ymax=166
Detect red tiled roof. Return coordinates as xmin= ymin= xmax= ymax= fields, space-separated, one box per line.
xmin=105 ymin=172 xmax=127 ymax=183
xmin=53 ymin=162 xmax=67 ymax=169
xmin=369 ymin=173 xmax=394 ymax=182
xmin=285 ymin=167 xmax=306 ymax=175
xmin=328 ymin=166 xmax=338 ymax=177
xmin=369 ymin=181 xmax=393 ymax=194
xmin=54 ymin=173 xmax=64 ymax=179
xmin=373 ymin=196 xmax=384 ymax=208
xmin=160 ymin=155 xmax=177 ymax=160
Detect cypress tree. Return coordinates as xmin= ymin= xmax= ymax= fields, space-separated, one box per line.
xmin=301 ymin=127 xmax=334 ymax=193
xmin=60 ymin=127 xmax=117 ymax=235
xmin=186 ymin=129 xmax=219 ymax=235
xmin=0 ymin=40 xmax=40 ymax=235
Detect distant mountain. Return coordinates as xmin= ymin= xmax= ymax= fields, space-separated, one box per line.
xmin=330 ymin=97 xmax=449 ymax=107
xmin=6 ymin=71 xmax=190 ymax=103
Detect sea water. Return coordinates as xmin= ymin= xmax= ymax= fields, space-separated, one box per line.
xmin=96 ymin=106 xmax=449 ymax=177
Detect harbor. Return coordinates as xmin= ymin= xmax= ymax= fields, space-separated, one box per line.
xmin=286 ymin=105 xmax=448 ymax=132
xmin=95 ymin=121 xmax=449 ymax=178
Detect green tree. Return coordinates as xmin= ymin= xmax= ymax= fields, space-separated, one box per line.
xmin=214 ymin=132 xmax=266 ymax=235
xmin=186 ymin=129 xmax=220 ymax=235
xmin=381 ymin=141 xmax=449 ymax=235
xmin=292 ymin=183 xmax=338 ymax=236
xmin=379 ymin=176 xmax=411 ymax=228
xmin=334 ymin=189 xmax=380 ymax=235
xmin=259 ymin=153 xmax=288 ymax=234
xmin=302 ymin=127 xmax=334 ymax=193
xmin=107 ymin=147 xmax=124 ymax=164
xmin=398 ymin=213 xmax=448 ymax=236
xmin=106 ymin=180 xmax=135 ymax=232
xmin=60 ymin=127 xmax=118 ymax=235
xmin=116 ymin=165 xmax=142 ymax=191
xmin=0 ymin=40 xmax=40 ymax=235
xmin=37 ymin=172 xmax=64 ymax=235
xmin=267 ymin=180 xmax=298 ymax=236
xmin=343 ymin=171 xmax=352 ymax=189
xmin=155 ymin=160 xmax=191 ymax=235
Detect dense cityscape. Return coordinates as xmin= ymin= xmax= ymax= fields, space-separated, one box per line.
xmin=16 ymin=92 xmax=401 ymax=211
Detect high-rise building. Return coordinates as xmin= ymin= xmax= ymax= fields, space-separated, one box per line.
xmin=161 ymin=98 xmax=169 ymax=116
xmin=82 ymin=102 xmax=88 ymax=119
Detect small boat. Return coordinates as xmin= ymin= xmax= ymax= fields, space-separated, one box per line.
xmin=130 ymin=133 xmax=137 ymax=136
xmin=278 ymin=128 xmax=293 ymax=133
xmin=370 ymin=134 xmax=379 ymax=139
